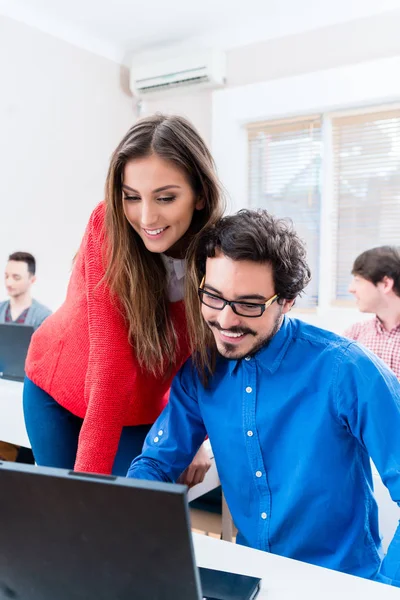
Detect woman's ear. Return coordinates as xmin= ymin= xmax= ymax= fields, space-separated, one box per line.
xmin=195 ymin=196 xmax=205 ymax=210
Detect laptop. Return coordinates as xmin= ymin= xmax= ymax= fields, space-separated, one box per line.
xmin=0 ymin=462 xmax=261 ymax=600
xmin=0 ymin=323 xmax=34 ymax=382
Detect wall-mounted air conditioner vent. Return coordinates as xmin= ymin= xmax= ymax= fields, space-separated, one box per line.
xmin=130 ymin=49 xmax=226 ymax=95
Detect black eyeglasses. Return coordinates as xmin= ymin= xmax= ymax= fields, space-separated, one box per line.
xmin=198 ymin=276 xmax=278 ymax=318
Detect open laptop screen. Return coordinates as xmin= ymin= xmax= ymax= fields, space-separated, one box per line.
xmin=0 ymin=324 xmax=34 ymax=382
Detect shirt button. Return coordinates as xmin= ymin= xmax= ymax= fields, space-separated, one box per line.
xmin=261 ymin=512 xmax=267 ymax=520
xmin=256 ymin=471 xmax=262 ymax=478
xmin=246 ymin=386 xmax=253 ymax=393
xmin=245 ymin=356 xmax=251 ymax=361
xmin=158 ymin=430 xmax=163 ymax=436
xmin=153 ymin=437 xmax=159 ymax=443
xmin=247 ymin=430 xmax=254 ymax=437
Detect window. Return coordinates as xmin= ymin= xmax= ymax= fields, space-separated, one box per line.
xmin=248 ymin=117 xmax=322 ymax=308
xmin=332 ymin=109 xmax=400 ymax=301
xmin=247 ymin=107 xmax=400 ymax=308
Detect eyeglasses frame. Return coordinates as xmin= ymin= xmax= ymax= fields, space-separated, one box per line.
xmin=198 ymin=276 xmax=278 ymax=318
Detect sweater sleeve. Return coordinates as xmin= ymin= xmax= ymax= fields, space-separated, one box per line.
xmin=74 ymin=204 xmax=138 ymax=474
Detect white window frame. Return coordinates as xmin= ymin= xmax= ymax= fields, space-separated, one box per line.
xmin=211 ymin=56 xmax=400 ymax=329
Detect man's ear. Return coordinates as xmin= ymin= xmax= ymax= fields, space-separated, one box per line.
xmin=379 ymin=276 xmax=394 ymax=294
xmin=29 ymin=275 xmax=37 ymax=286
xmin=281 ymin=298 xmax=295 ymax=314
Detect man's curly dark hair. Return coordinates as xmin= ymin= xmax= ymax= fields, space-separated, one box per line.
xmin=195 ymin=209 xmax=311 ymax=303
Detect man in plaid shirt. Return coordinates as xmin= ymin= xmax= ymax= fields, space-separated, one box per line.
xmin=345 ymin=246 xmax=400 ymax=380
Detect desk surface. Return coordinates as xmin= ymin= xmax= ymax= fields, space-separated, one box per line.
xmin=193 ymin=534 xmax=399 ymax=599
xmin=0 ymin=378 xmax=29 ymax=447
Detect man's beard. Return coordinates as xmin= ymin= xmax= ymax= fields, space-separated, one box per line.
xmin=207 ymin=309 xmax=283 ymax=361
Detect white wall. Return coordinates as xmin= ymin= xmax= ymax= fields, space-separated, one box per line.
xmin=0 ymin=16 xmax=134 ymax=310
xmin=226 ymin=9 xmax=400 ymax=86
xmin=141 ymin=89 xmax=213 ymax=146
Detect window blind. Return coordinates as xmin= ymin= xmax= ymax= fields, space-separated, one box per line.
xmin=332 ymin=109 xmax=400 ymax=301
xmin=248 ymin=117 xmax=322 ymax=308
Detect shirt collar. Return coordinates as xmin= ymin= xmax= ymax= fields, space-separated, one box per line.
xmin=161 ymin=254 xmax=186 ymax=281
xmin=374 ymin=315 xmax=400 ymax=335
xmin=227 ymin=315 xmax=293 ymax=375
xmin=374 ymin=316 xmax=385 ymax=334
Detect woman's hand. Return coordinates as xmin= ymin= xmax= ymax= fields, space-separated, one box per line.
xmin=177 ymin=443 xmax=211 ymax=488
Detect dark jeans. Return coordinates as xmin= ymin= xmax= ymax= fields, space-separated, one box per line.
xmin=23 ymin=376 xmax=152 ymax=476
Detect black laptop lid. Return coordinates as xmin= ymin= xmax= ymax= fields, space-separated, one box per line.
xmin=0 ymin=324 xmax=34 ymax=381
xmin=0 ymin=462 xmax=202 ymax=600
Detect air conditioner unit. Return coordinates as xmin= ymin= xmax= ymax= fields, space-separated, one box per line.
xmin=130 ymin=49 xmax=226 ymax=95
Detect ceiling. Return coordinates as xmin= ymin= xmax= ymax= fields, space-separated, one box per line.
xmin=2 ymin=0 xmax=400 ymax=63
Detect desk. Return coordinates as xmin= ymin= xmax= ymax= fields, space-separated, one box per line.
xmin=0 ymin=379 xmax=29 ymax=447
xmin=193 ymin=534 xmax=399 ymax=599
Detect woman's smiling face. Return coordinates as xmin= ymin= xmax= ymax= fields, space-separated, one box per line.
xmin=122 ymin=154 xmax=204 ymax=257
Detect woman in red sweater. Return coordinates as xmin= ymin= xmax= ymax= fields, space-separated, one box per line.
xmin=23 ymin=114 xmax=224 ymax=477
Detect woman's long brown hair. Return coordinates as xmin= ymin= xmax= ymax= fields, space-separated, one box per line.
xmin=103 ymin=114 xmax=224 ymax=376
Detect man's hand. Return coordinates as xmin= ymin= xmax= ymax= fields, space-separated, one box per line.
xmin=177 ymin=443 xmax=211 ymax=488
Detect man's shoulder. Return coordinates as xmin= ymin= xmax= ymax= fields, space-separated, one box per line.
xmin=290 ymin=318 xmax=352 ymax=351
xmin=343 ymin=317 xmax=376 ymax=340
xmin=177 ymin=353 xmax=231 ymax=393
xmin=31 ymin=299 xmax=52 ymax=316
xmin=0 ymin=300 xmax=9 ymax=319
xmin=290 ymin=318 xmax=384 ymax=374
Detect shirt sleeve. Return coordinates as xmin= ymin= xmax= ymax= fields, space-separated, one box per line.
xmin=74 ymin=204 xmax=139 ymax=474
xmin=127 ymin=359 xmax=207 ymax=482
xmin=335 ymin=342 xmax=400 ymax=586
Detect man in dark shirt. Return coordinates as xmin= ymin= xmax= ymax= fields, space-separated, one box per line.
xmin=1 ymin=252 xmax=51 ymax=465
xmin=1 ymin=251 xmax=51 ymax=330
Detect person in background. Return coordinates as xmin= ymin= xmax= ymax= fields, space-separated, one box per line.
xmin=128 ymin=210 xmax=400 ymax=587
xmin=1 ymin=252 xmax=51 ymax=330
xmin=1 ymin=252 xmax=51 ymax=465
xmin=23 ymin=114 xmax=224 ymax=478
xmin=344 ymin=246 xmax=400 ymax=379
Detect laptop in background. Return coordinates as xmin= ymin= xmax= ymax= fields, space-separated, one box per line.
xmin=0 ymin=323 xmax=34 ymax=382
xmin=0 ymin=462 xmax=261 ymax=600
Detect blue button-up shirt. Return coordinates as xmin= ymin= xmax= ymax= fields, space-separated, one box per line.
xmin=128 ymin=317 xmax=400 ymax=586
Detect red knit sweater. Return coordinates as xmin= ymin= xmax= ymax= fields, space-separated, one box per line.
xmin=25 ymin=203 xmax=191 ymax=474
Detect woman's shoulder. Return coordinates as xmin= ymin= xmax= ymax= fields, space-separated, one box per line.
xmin=89 ymin=202 xmax=106 ymax=230
xmin=80 ymin=202 xmax=107 ymax=255
xmin=72 ymin=202 xmax=107 ymax=281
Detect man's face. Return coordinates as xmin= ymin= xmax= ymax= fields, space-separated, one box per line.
xmin=201 ymin=253 xmax=294 ymax=360
xmin=348 ymin=275 xmax=384 ymax=313
xmin=4 ymin=261 xmax=34 ymax=298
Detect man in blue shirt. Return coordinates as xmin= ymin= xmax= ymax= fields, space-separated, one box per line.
xmin=128 ymin=210 xmax=400 ymax=587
